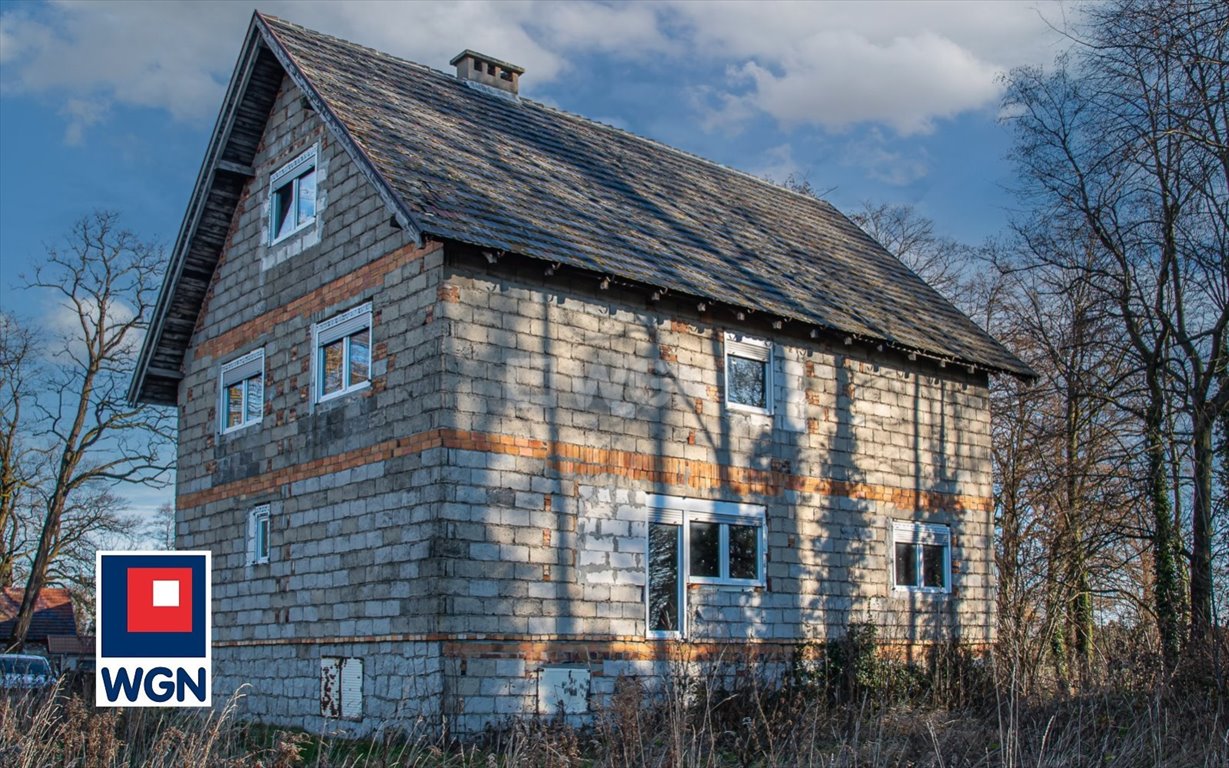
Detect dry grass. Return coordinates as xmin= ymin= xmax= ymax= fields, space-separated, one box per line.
xmin=0 ymin=649 xmax=1225 ymax=768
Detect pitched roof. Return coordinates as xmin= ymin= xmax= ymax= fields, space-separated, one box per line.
xmin=131 ymin=12 xmax=1031 ymax=404
xmin=0 ymin=587 xmax=78 ymax=643
xmin=46 ymin=634 xmax=94 ymax=655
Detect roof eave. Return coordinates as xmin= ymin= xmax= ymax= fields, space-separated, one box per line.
xmin=432 ymin=233 xmax=1037 ymax=382
xmin=128 ymin=16 xmax=270 ymax=407
xmin=129 ymin=12 xmax=428 ymax=407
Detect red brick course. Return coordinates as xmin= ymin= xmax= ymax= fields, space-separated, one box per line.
xmin=194 ymin=240 xmax=441 ymax=362
xmin=179 ymin=427 xmax=992 ymax=513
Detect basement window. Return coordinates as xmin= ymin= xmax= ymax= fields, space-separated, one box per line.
xmin=646 ymin=495 xmax=766 ymax=638
xmin=219 ymin=349 xmax=264 ymax=433
xmin=892 ymin=521 xmax=950 ymax=593
xmin=725 ymin=333 xmax=773 ymax=413
xmin=314 ymin=303 xmax=372 ymax=402
xmin=321 ymin=656 xmax=363 ymax=720
xmin=269 ymin=146 xmax=317 ymax=244
xmin=248 ymin=505 xmax=270 ymax=565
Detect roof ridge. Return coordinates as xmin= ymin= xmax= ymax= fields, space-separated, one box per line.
xmin=140 ymin=12 xmax=1032 ymax=382
xmin=257 ymin=13 xmax=844 ymax=219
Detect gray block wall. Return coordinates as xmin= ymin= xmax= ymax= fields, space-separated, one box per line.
xmin=177 ymin=75 xmax=448 ymax=735
xmin=176 ymin=74 xmax=997 ymax=737
xmin=432 ymin=251 xmax=995 ymax=727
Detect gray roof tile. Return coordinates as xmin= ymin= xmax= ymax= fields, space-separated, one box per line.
xmin=262 ymin=15 xmax=1029 ymax=377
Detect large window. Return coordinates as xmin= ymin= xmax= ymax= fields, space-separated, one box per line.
xmin=219 ymin=348 xmax=264 ymax=433
xmin=724 ymin=333 xmax=772 ymax=413
xmin=269 ymin=146 xmax=317 ymax=244
xmin=646 ymin=495 xmax=766 ymax=638
xmin=314 ymin=303 xmax=372 ymax=402
xmin=248 ymin=504 xmax=270 ymax=565
xmin=892 ymin=521 xmax=950 ymax=593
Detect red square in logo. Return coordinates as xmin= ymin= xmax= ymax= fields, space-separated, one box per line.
xmin=126 ymin=567 xmax=193 ymax=633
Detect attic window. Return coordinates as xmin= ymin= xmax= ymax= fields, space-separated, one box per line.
xmin=724 ymin=333 xmax=773 ymax=414
xmin=269 ymin=146 xmax=317 ymax=244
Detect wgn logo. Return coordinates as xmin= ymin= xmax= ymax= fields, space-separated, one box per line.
xmin=95 ymin=551 xmax=212 ymax=707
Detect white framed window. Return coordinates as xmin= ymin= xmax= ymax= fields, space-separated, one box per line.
xmin=269 ymin=146 xmax=318 ymax=244
xmin=891 ymin=521 xmax=951 ymax=593
xmin=724 ymin=333 xmax=773 ymax=413
xmin=321 ymin=656 xmax=363 ymax=720
xmin=248 ymin=504 xmax=270 ymax=565
xmin=645 ymin=495 xmax=767 ymax=638
xmin=219 ymin=348 xmax=265 ymax=433
xmin=313 ymin=303 xmax=372 ymax=403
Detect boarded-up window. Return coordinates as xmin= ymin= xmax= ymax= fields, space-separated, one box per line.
xmin=320 ymin=657 xmax=363 ymax=719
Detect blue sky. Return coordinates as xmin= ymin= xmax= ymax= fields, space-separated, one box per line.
xmin=0 ymin=0 xmax=1073 ymax=517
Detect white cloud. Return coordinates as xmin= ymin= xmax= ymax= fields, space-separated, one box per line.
xmin=529 ymin=1 xmax=674 ymax=57
xmin=1 ymin=1 xmax=246 ymax=121
xmin=60 ymin=97 xmax=109 ymax=145
xmin=670 ymin=0 xmax=1069 ymax=134
xmin=750 ymin=143 xmax=802 ymax=184
xmin=39 ymin=292 xmax=142 ymax=369
xmin=737 ymin=32 xmax=1001 ymax=135
xmin=839 ymin=129 xmax=930 ymax=187
xmin=0 ymin=0 xmax=1071 ymax=143
xmin=0 ymin=0 xmax=668 ymax=140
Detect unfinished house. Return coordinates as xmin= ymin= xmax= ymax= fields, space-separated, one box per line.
xmin=129 ymin=13 xmax=1032 ymax=735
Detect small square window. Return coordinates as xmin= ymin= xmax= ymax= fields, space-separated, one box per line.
xmin=314 ymin=304 xmax=372 ymax=402
xmin=270 ymin=147 xmax=318 ymax=244
xmin=248 ymin=505 xmax=270 ymax=565
xmin=892 ymin=521 xmax=950 ymax=593
xmin=220 ymin=349 xmax=264 ymax=433
xmin=724 ymin=333 xmax=773 ymax=413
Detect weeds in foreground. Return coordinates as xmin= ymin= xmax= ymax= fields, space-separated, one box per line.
xmin=0 ymin=642 xmax=1225 ymax=767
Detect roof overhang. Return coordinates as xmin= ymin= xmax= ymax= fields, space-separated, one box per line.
xmin=128 ymin=12 xmax=423 ymax=406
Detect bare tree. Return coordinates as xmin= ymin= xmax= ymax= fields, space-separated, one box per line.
xmin=144 ymin=502 xmax=176 ymax=550
xmin=6 ymin=212 xmax=173 ymax=651
xmin=0 ymin=313 xmax=38 ymax=588
xmin=849 ymin=202 xmax=974 ymax=309
xmin=1004 ymin=0 xmax=1228 ymax=658
xmin=986 ymin=231 xmax=1149 ymax=690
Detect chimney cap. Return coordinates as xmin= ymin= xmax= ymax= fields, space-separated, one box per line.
xmin=449 ymin=49 xmax=525 ymax=75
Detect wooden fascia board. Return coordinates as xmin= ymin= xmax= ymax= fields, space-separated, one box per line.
xmin=254 ymin=13 xmax=424 ymax=246
xmin=128 ymin=17 xmax=268 ymax=406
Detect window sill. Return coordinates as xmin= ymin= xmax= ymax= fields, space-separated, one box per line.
xmin=647 ymin=630 xmax=682 ymax=640
xmin=892 ymin=586 xmax=950 ymax=595
xmin=269 ymin=218 xmax=316 ymax=247
xmin=689 ymin=578 xmax=765 ymax=589
xmin=221 ymin=419 xmax=262 ymax=437
xmin=317 ymin=380 xmax=370 ymax=405
xmin=725 ymin=401 xmax=773 ymax=416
